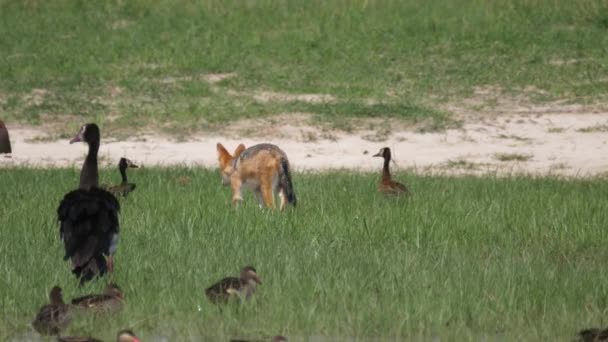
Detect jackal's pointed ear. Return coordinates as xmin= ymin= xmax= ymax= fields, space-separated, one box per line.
xmin=234 ymin=144 xmax=246 ymax=158
xmin=217 ymin=143 xmax=232 ymax=167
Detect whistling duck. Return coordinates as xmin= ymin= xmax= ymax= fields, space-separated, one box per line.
xmin=0 ymin=120 xmax=11 ymax=154
xmin=32 ymin=286 xmax=72 ymax=336
xmin=578 ymin=328 xmax=608 ymax=342
xmin=206 ymin=266 xmax=262 ymax=304
xmin=105 ymin=158 xmax=139 ymax=197
xmin=57 ymin=124 xmax=120 ymax=285
xmin=372 ymin=147 xmax=409 ymax=196
xmin=58 ymin=329 xmax=140 ymax=342
xmin=71 ymin=283 xmax=123 ymax=313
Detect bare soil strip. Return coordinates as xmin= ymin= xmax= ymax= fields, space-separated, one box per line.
xmin=2 ymin=112 xmax=608 ymax=177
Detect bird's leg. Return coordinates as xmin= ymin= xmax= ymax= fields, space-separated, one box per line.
xmin=105 ymin=254 xmax=114 ymax=274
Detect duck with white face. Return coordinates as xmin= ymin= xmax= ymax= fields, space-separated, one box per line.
xmin=103 ymin=157 xmax=139 ymax=197
xmin=373 ymin=147 xmax=409 ymax=196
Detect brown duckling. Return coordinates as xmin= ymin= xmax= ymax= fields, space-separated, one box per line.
xmin=32 ymin=286 xmax=72 ymax=336
xmin=71 ymin=283 xmax=123 ymax=313
xmin=372 ymin=147 xmax=409 ymax=196
xmin=105 ymin=158 xmax=139 ymax=197
xmin=58 ymin=329 xmax=140 ymax=342
xmin=0 ymin=119 xmax=11 ymax=154
xmin=206 ymin=266 xmax=262 ymax=304
xmin=578 ymin=328 xmax=608 ymax=341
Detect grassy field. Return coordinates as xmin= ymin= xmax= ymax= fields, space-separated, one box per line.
xmin=0 ymin=0 xmax=607 ymax=135
xmin=1 ymin=167 xmax=608 ymax=340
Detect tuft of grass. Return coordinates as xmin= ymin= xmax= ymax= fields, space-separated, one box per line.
xmin=1 ymin=0 xmax=607 ymax=134
xmin=1 ymin=168 xmax=608 ymax=340
xmin=494 ymin=152 xmax=533 ymax=162
xmin=576 ymin=123 xmax=608 ymax=133
xmin=444 ymin=159 xmax=483 ymax=170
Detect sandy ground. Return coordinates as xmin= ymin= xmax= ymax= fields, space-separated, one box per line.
xmin=2 ymin=110 xmax=608 ymax=176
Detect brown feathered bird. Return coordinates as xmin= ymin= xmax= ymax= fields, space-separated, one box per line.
xmin=32 ymin=286 xmax=72 ymax=336
xmin=372 ymin=147 xmax=409 ymax=196
xmin=578 ymin=328 xmax=608 ymax=342
xmin=57 ymin=124 xmax=120 ymax=285
xmin=0 ymin=120 xmax=11 ymax=154
xmin=71 ymin=283 xmax=123 ymax=313
xmin=206 ymin=266 xmax=262 ymax=304
xmin=104 ymin=158 xmax=139 ymax=197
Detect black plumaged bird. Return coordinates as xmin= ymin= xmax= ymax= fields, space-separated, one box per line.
xmin=578 ymin=328 xmax=608 ymax=342
xmin=32 ymin=286 xmax=72 ymax=336
xmin=71 ymin=283 xmax=123 ymax=313
xmin=372 ymin=147 xmax=409 ymax=196
xmin=57 ymin=123 xmax=120 ymax=285
xmin=206 ymin=266 xmax=262 ymax=304
xmin=0 ymin=119 xmax=11 ymax=154
xmin=104 ymin=158 xmax=139 ymax=197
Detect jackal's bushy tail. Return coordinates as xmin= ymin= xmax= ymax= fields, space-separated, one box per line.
xmin=279 ymin=158 xmax=296 ymax=206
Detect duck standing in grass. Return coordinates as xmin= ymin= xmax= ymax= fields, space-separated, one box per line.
xmin=0 ymin=119 xmax=11 ymax=154
xmin=372 ymin=147 xmax=409 ymax=196
xmin=104 ymin=158 xmax=139 ymax=197
xmin=71 ymin=283 xmax=123 ymax=313
xmin=58 ymin=329 xmax=140 ymax=342
xmin=57 ymin=123 xmax=120 ymax=284
xmin=32 ymin=286 xmax=72 ymax=336
xmin=206 ymin=266 xmax=262 ymax=304
xmin=577 ymin=328 xmax=608 ymax=341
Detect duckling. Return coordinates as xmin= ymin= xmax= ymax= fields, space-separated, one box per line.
xmin=206 ymin=266 xmax=262 ymax=304
xmin=71 ymin=283 xmax=123 ymax=313
xmin=32 ymin=286 xmax=72 ymax=336
xmin=105 ymin=158 xmax=139 ymax=197
xmin=578 ymin=328 xmax=608 ymax=341
xmin=372 ymin=147 xmax=409 ymax=196
xmin=58 ymin=329 xmax=140 ymax=342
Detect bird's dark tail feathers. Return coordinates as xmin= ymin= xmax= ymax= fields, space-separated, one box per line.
xmin=279 ymin=158 xmax=296 ymax=206
xmin=73 ymin=255 xmax=107 ymax=285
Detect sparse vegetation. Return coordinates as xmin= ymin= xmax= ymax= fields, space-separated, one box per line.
xmin=576 ymin=123 xmax=608 ymax=133
xmin=494 ymin=153 xmax=533 ymax=162
xmin=0 ymin=0 xmax=607 ymax=135
xmin=443 ymin=159 xmax=483 ymax=170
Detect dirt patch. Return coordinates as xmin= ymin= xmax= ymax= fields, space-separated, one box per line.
xmin=3 ymin=109 xmax=608 ymax=177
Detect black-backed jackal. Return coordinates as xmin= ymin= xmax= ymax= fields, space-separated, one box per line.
xmin=217 ymin=143 xmax=297 ymax=211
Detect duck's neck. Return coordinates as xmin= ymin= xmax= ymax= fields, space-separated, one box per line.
xmin=50 ymin=294 xmax=64 ymax=305
xmin=382 ymin=156 xmax=391 ymax=180
xmin=120 ymin=165 xmax=128 ymax=184
xmin=79 ymin=140 xmax=99 ymax=190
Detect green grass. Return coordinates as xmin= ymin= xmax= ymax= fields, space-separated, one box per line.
xmin=1 ymin=168 xmax=608 ymax=340
xmin=1 ymin=0 xmax=607 ymax=135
